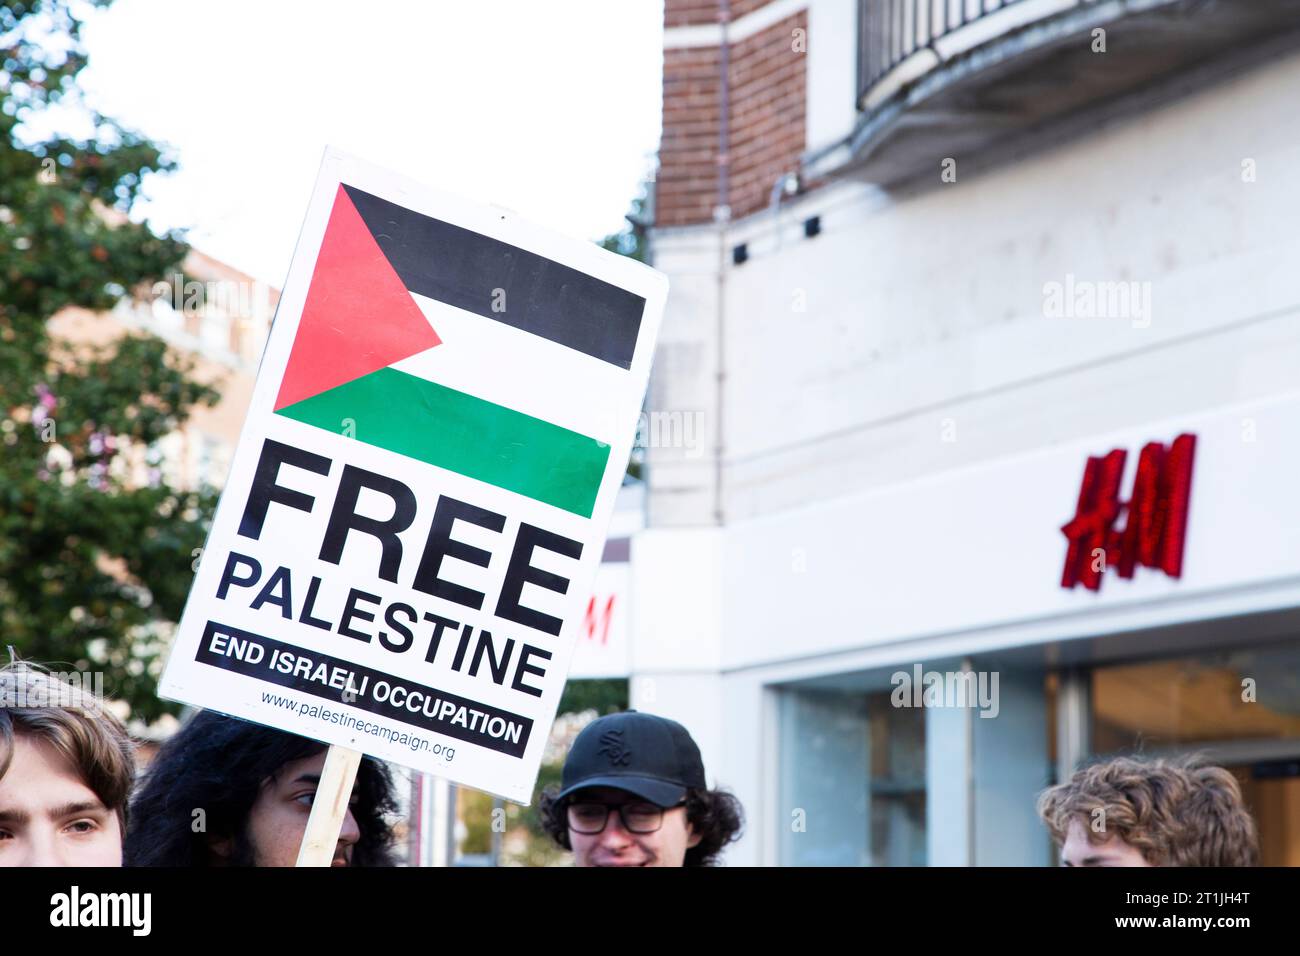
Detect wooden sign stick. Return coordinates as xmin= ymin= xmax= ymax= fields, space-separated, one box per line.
xmin=295 ymin=744 xmax=362 ymax=867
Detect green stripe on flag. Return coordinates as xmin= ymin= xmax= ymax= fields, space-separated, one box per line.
xmin=275 ymin=366 xmax=609 ymax=518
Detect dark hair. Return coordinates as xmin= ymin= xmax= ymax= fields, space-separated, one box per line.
xmin=124 ymin=710 xmax=399 ymax=866
xmin=539 ymin=785 xmax=744 ymax=866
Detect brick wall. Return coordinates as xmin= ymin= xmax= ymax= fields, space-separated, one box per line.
xmin=659 ymin=44 xmax=724 ymax=227
xmin=727 ymin=11 xmax=807 ymax=222
xmin=664 ymin=0 xmax=722 ymax=28
xmin=658 ymin=3 xmax=808 ymax=227
xmin=664 ymin=0 xmax=773 ymax=27
xmin=729 ymin=0 xmax=775 ymax=20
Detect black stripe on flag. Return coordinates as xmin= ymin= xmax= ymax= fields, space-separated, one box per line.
xmin=343 ymin=185 xmax=646 ymax=369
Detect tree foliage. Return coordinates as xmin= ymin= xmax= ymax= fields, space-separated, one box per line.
xmin=1 ymin=0 xmax=219 ymax=721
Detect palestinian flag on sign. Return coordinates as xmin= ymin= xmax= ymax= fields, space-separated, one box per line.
xmin=273 ymin=184 xmax=646 ymax=519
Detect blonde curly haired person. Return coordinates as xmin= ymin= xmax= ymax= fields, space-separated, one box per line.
xmin=1037 ymin=755 xmax=1258 ymax=867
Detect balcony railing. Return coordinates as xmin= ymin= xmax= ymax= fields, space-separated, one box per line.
xmin=838 ymin=0 xmax=1300 ymax=188
xmin=857 ymin=0 xmax=1098 ymax=106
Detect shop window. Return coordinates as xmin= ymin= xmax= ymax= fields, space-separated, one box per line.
xmin=1090 ymin=641 xmax=1300 ymax=866
xmin=1092 ymin=644 xmax=1300 ymax=753
xmin=778 ymin=686 xmax=925 ymax=866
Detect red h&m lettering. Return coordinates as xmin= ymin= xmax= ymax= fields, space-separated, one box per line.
xmin=582 ymin=594 xmax=616 ymax=645
xmin=1060 ymin=433 xmax=1196 ymax=591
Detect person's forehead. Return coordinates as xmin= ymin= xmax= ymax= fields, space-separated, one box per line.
xmin=265 ymin=750 xmax=328 ymax=788
xmin=1064 ymin=817 xmax=1100 ymax=845
xmin=571 ymin=786 xmax=653 ymax=804
xmin=1063 ymin=817 xmax=1129 ymax=858
xmin=265 ymin=750 xmax=365 ymax=801
xmin=0 ymin=734 xmax=103 ymax=811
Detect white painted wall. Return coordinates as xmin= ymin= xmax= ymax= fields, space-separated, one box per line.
xmin=630 ymin=527 xmax=724 ymax=672
xmin=644 ymin=47 xmax=1300 ymax=669
xmin=637 ymin=38 xmax=1300 ymax=867
xmin=567 ymin=484 xmax=644 ymax=679
xmin=806 ymin=0 xmax=859 ymax=155
xmin=721 ymin=389 xmax=1300 ymax=669
xmin=650 ymin=48 xmax=1300 ymax=525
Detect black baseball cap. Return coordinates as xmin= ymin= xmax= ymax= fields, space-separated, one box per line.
xmin=556 ymin=711 xmax=707 ymax=808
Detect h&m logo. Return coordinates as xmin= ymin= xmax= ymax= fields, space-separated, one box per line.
xmin=1060 ymin=433 xmax=1196 ymax=591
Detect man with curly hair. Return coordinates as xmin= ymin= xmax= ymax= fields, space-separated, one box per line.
xmin=538 ymin=710 xmax=743 ymax=866
xmin=1037 ymin=755 xmax=1258 ymax=866
xmin=125 ymin=710 xmax=399 ymax=867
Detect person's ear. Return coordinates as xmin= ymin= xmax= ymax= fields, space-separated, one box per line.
xmin=685 ymin=821 xmax=703 ymax=849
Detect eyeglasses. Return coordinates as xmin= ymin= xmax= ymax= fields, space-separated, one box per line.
xmin=566 ymin=800 xmax=683 ymax=834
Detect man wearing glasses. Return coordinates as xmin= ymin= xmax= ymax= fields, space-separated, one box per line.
xmin=538 ymin=710 xmax=744 ymax=866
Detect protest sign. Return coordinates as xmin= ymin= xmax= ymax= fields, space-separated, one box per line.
xmin=160 ymin=148 xmax=666 ymax=804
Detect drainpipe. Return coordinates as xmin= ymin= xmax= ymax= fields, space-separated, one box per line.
xmin=768 ymin=169 xmax=801 ymax=250
xmin=714 ymin=0 xmax=731 ymax=527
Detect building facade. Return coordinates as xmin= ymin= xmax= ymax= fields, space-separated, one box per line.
xmin=638 ymin=0 xmax=1300 ymax=865
xmin=48 ymin=248 xmax=279 ymax=493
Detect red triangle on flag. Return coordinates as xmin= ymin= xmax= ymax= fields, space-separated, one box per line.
xmin=274 ymin=184 xmax=442 ymax=412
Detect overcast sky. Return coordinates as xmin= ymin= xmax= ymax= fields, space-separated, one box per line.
xmin=71 ymin=0 xmax=664 ymax=285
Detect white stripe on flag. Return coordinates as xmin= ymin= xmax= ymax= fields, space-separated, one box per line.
xmin=393 ymin=292 xmax=635 ymax=443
